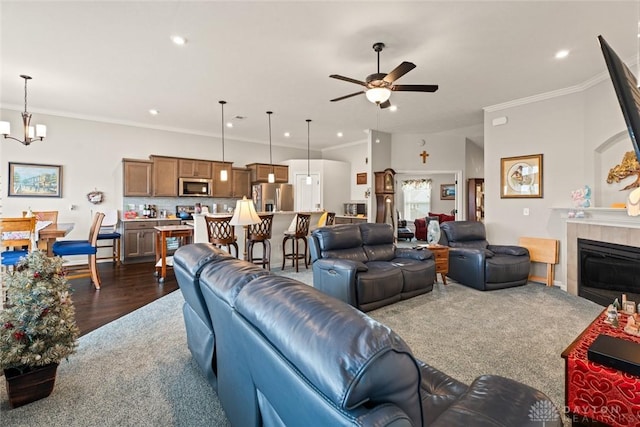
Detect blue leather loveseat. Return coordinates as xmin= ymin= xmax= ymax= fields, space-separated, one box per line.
xmin=173 ymin=243 xmax=561 ymax=427
xmin=309 ymin=223 xmax=435 ymax=311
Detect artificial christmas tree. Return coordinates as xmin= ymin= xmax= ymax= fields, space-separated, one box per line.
xmin=0 ymin=251 xmax=79 ymax=407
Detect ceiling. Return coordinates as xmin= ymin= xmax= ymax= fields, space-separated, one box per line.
xmin=1 ymin=1 xmax=638 ymax=151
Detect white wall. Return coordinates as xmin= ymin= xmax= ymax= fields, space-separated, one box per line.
xmin=322 ymin=139 xmax=368 ymax=203
xmin=0 ymin=111 xmax=309 ymax=239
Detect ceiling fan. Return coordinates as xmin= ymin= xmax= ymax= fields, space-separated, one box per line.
xmin=330 ymin=42 xmax=438 ymax=109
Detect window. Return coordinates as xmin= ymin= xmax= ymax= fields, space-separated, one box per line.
xmin=401 ymin=179 xmax=431 ymax=221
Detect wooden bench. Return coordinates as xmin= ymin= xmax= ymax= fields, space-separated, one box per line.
xmin=518 ymin=237 xmax=559 ymax=287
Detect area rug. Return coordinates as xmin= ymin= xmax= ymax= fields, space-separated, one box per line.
xmin=0 ymin=274 xmax=603 ymax=426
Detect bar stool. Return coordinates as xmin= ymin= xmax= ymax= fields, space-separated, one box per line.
xmin=246 ymin=213 xmax=274 ymax=270
xmin=282 ymin=213 xmax=310 ymax=272
xmin=325 ymin=212 xmax=336 ymax=225
xmin=204 ymin=215 xmax=238 ymax=258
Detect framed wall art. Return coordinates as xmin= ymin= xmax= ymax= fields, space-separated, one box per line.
xmin=500 ymin=154 xmax=543 ymax=198
xmin=8 ymin=162 xmax=62 ymax=198
xmin=440 ymin=184 xmax=455 ymax=200
xmin=356 ymin=172 xmax=367 ymax=185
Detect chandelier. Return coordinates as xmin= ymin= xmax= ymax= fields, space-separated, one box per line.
xmin=0 ymin=75 xmax=47 ymax=146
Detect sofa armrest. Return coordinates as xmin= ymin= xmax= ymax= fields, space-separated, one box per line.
xmin=395 ymin=247 xmax=433 ymax=261
xmin=312 ymin=258 xmax=367 ymax=306
xmin=446 ymin=248 xmax=487 ymax=290
xmin=488 ymin=244 xmax=529 ymax=256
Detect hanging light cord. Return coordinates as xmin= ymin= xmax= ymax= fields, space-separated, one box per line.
xmin=267 ymin=111 xmax=273 ymax=173
xmin=219 ymin=100 xmax=226 ymax=162
xmin=307 ymin=119 xmax=311 ymax=176
xmin=23 ymin=77 xmax=29 ymax=113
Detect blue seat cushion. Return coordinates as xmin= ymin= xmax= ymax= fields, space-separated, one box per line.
xmin=53 ymin=241 xmax=97 ymax=256
xmin=97 ymin=232 xmax=121 ymax=240
xmin=1 ymin=250 xmax=28 ymax=266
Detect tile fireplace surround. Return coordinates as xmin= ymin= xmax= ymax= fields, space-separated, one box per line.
xmin=566 ymin=209 xmax=640 ymax=296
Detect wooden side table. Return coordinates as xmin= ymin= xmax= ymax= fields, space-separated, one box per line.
xmin=154 ymin=225 xmax=194 ymax=283
xmin=427 ymin=244 xmax=449 ymax=285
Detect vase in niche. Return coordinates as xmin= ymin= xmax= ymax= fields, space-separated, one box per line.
xmin=427 ymin=221 xmax=441 ymax=245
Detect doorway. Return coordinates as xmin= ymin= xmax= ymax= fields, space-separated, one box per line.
xmin=395 ymin=170 xmax=463 ymax=226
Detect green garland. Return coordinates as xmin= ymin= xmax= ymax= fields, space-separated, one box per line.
xmin=0 ymin=251 xmax=79 ymax=372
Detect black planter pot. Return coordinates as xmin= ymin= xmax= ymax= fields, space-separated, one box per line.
xmin=4 ymin=363 xmax=58 ymax=408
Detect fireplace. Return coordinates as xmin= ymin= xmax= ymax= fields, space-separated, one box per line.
xmin=578 ymin=238 xmax=640 ymax=306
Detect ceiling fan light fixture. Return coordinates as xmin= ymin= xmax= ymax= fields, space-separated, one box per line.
xmin=366 ymin=87 xmax=391 ymax=104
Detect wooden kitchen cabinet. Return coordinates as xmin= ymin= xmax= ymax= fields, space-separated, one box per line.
xmin=123 ymin=221 xmax=157 ymax=260
xmin=151 ymin=156 xmax=178 ymax=197
xmin=123 ymin=159 xmax=153 ymax=197
xmin=179 ymin=159 xmax=212 ymax=178
xmin=212 ymin=162 xmax=233 ymax=197
xmin=232 ymin=168 xmax=251 ymax=198
xmin=123 ymin=220 xmax=181 ymax=261
xmin=246 ymin=163 xmax=289 ymax=183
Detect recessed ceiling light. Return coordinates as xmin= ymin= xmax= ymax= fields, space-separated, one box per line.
xmin=226 ymin=122 xmax=233 ymax=128
xmin=389 ymin=105 xmax=398 ymax=112
xmin=171 ymin=35 xmax=187 ymax=46
xmin=337 ymin=132 xmax=343 ymax=138
xmin=284 ymin=132 xmax=290 ymax=138
xmin=149 ymin=109 xmax=159 ymax=116
xmin=555 ymin=49 xmax=569 ymax=59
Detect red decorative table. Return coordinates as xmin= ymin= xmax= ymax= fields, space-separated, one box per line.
xmin=562 ymin=310 xmax=640 ymax=426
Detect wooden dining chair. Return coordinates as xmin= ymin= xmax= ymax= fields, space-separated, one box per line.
xmin=52 ymin=212 xmax=105 ymax=290
xmin=23 ymin=210 xmax=58 ymax=224
xmin=96 ymin=209 xmax=121 ymax=265
xmin=1 ymin=217 xmax=37 ymax=304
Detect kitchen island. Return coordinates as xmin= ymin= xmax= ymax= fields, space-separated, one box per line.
xmin=193 ymin=211 xmax=326 ymax=268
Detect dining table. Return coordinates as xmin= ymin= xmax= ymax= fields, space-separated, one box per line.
xmin=37 ymin=222 xmax=75 ymax=256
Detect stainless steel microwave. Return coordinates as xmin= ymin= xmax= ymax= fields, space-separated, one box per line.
xmin=179 ymin=177 xmax=212 ymax=197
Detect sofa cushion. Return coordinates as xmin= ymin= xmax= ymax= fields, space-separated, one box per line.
xmin=485 ymin=254 xmax=530 ymax=284
xmin=234 ymin=275 xmax=422 ymax=423
xmin=360 ymin=223 xmax=396 ymax=261
xmin=356 ymin=262 xmax=404 ymax=308
xmin=430 ymin=375 xmax=559 ymax=426
xmin=391 ymin=258 xmax=435 ymax=295
xmin=312 ymin=224 xmax=368 ymax=262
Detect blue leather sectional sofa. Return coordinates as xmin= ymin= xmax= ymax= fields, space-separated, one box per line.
xmin=173 ymin=243 xmax=561 ymax=427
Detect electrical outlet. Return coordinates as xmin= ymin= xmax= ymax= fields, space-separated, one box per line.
xmin=69 ymin=204 xmax=77 ymax=211
xmin=523 ymin=208 xmax=530 ymax=216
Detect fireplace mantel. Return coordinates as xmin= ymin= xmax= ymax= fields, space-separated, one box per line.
xmin=553 ymin=207 xmax=640 ymax=229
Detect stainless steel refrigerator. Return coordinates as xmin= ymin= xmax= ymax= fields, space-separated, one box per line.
xmin=252 ymin=183 xmax=294 ymax=212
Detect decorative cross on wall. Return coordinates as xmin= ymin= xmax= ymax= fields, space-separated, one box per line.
xmin=420 ymin=150 xmax=429 ymax=164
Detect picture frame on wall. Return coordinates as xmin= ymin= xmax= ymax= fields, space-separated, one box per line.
xmin=8 ymin=162 xmax=62 ymax=198
xmin=356 ymin=172 xmax=367 ymax=185
xmin=440 ymin=184 xmax=455 ymax=200
xmin=500 ymin=154 xmax=543 ymax=198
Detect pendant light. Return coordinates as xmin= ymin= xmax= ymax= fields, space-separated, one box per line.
xmin=267 ymin=111 xmax=275 ymax=183
xmin=219 ymin=100 xmax=228 ymax=182
xmin=0 ymin=75 xmax=47 ymax=146
xmin=306 ymin=119 xmax=312 ymax=185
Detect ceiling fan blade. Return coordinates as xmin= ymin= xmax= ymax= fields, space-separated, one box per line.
xmin=392 ymin=84 xmax=439 ymax=92
xmin=383 ymin=62 xmax=416 ymax=83
xmin=330 ymin=91 xmax=365 ymax=102
xmin=329 ymin=74 xmax=368 ymax=87
xmin=378 ymin=100 xmax=392 ymax=109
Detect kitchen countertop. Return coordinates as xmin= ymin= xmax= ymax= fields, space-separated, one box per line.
xmin=123 ymin=217 xmax=184 ymax=222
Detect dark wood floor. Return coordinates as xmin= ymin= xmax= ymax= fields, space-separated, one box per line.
xmin=69 ymin=261 xmax=179 ymax=336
